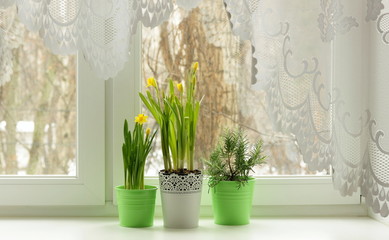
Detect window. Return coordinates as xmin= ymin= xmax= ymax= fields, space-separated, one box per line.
xmin=0 ymin=26 xmax=76 ymax=176
xmin=141 ymin=0 xmax=329 ymax=177
xmin=0 ymin=1 xmax=359 ymax=210
xmin=135 ymin=0 xmax=358 ymax=206
xmin=0 ymin=17 xmax=105 ymax=205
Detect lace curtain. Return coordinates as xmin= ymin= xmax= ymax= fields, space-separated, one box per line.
xmin=1 ymin=0 xmax=389 ymax=217
xmin=225 ymin=0 xmax=389 ymax=217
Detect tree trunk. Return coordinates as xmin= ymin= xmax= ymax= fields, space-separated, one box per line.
xmin=27 ymin=58 xmax=52 ymax=174
xmin=2 ymin=56 xmax=20 ymax=174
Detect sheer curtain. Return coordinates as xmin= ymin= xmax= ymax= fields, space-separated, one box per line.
xmin=224 ymin=0 xmax=389 ymax=217
xmin=1 ymin=0 xmax=389 ymax=217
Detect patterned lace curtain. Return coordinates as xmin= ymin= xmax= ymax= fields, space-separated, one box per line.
xmin=1 ymin=0 xmax=389 ymax=217
xmin=224 ymin=0 xmax=389 ymax=217
xmin=0 ymin=0 xmax=177 ymax=82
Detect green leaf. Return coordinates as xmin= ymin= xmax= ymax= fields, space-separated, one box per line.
xmin=205 ymin=128 xmax=266 ymax=189
xmin=169 ymin=79 xmax=174 ymax=95
xmin=123 ymin=119 xmax=128 ymax=142
xmin=139 ymin=92 xmax=162 ymax=123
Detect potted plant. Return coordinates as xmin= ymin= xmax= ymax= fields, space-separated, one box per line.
xmin=139 ymin=62 xmax=203 ymax=228
xmin=205 ymin=128 xmax=266 ymax=225
xmin=115 ymin=114 xmax=157 ymax=228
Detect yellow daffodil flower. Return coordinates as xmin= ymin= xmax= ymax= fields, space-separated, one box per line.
xmin=192 ymin=62 xmax=199 ymax=72
xmin=176 ymin=82 xmax=183 ymax=93
xmin=146 ymin=77 xmax=157 ymax=88
xmin=146 ymin=128 xmax=151 ymax=136
xmin=134 ymin=114 xmax=148 ymax=125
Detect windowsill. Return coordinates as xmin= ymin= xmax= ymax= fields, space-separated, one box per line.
xmin=0 ymin=203 xmax=367 ymax=217
xmin=0 ymin=217 xmax=388 ymax=240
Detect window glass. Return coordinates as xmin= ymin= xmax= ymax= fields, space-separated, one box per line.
xmin=0 ymin=16 xmax=76 ymax=175
xmin=140 ymin=1 xmax=328 ymax=176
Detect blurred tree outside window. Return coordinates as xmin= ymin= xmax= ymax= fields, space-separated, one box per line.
xmin=0 ymin=0 xmax=329 ymax=177
xmin=0 ymin=17 xmax=77 ymax=176
xmin=141 ymin=0 xmax=329 ymax=176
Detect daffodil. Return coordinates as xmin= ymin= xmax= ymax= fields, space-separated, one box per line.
xmin=134 ymin=114 xmax=148 ymax=125
xmin=176 ymin=82 xmax=183 ymax=93
xmin=146 ymin=77 xmax=157 ymax=88
xmin=122 ymin=118 xmax=156 ymax=190
xmin=192 ymin=62 xmax=199 ymax=72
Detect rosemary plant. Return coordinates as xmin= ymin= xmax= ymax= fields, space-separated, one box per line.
xmin=205 ymin=128 xmax=266 ymax=189
xmin=122 ymin=114 xmax=156 ymax=190
xmin=139 ymin=62 xmax=201 ymax=173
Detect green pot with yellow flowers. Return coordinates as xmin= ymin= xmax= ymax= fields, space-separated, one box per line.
xmin=139 ymin=62 xmax=203 ymax=229
xmin=116 ymin=114 xmax=157 ymax=228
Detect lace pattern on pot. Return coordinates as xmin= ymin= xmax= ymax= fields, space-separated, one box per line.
xmin=159 ymin=172 xmax=203 ymax=194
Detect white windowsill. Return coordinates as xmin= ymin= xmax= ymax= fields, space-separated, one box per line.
xmin=0 ymin=203 xmax=367 ymax=217
xmin=1 ymin=217 xmax=388 ymax=240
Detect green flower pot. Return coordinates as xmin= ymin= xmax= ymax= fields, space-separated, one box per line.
xmin=115 ymin=185 xmax=157 ymax=228
xmin=211 ymin=178 xmax=255 ymax=225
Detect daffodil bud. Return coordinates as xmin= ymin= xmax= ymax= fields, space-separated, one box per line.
xmin=146 ymin=77 xmax=157 ymax=88
xmin=192 ymin=62 xmax=199 ymax=72
xmin=177 ymin=82 xmax=183 ymax=93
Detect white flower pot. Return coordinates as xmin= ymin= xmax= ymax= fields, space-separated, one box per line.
xmin=159 ymin=171 xmax=203 ymax=228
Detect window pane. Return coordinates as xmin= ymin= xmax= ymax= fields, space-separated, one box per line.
xmin=0 ymin=14 xmax=76 ymax=176
xmin=141 ymin=1 xmax=328 ymax=176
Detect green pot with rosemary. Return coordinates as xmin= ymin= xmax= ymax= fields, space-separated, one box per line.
xmin=205 ymin=128 xmax=266 ymax=225
xmin=115 ymin=114 xmax=157 ymax=228
xmin=139 ymin=62 xmax=203 ymax=229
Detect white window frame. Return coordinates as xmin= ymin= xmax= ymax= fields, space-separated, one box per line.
xmin=0 ymin=56 xmax=105 ymax=206
xmin=111 ymin=28 xmax=361 ymax=208
xmin=0 ymin=24 xmax=361 ymax=213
